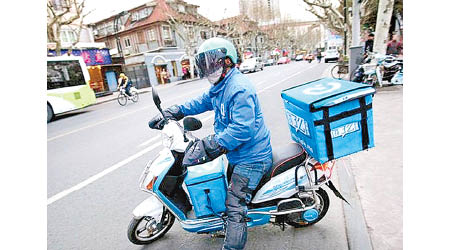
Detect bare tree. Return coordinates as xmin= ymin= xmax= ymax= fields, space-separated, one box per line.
xmin=163 ymin=3 xmax=215 ymax=79
xmin=302 ymin=0 xmax=347 ymax=35
xmin=373 ymin=0 xmax=395 ymax=54
xmin=47 ymin=0 xmax=91 ymax=55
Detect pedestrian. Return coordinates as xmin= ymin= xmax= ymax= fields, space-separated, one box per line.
xmin=186 ymin=67 xmax=191 ymax=79
xmin=364 ymin=33 xmax=375 ymax=54
xmin=148 ymin=37 xmax=273 ymax=250
xmin=386 ymin=34 xmax=403 ymax=56
xmin=160 ymin=68 xmax=168 ymax=84
xmin=316 ymin=50 xmax=322 ymax=63
xmin=117 ymin=73 xmax=132 ymax=97
xmin=182 ymin=66 xmax=187 ymax=80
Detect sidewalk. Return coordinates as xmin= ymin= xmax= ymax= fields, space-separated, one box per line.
xmin=94 ymin=77 xmax=201 ymax=105
xmin=322 ymin=65 xmax=403 ymax=249
xmin=342 ymin=85 xmax=403 ymax=250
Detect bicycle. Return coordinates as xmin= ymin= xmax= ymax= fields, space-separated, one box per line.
xmin=118 ymin=86 xmax=139 ymax=106
xmin=331 ymin=62 xmax=349 ymax=79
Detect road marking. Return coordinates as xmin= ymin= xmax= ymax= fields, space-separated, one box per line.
xmin=138 ymin=135 xmax=161 ymax=147
xmin=48 ymin=88 xmax=207 ymax=142
xmin=258 ymin=64 xmax=316 ymax=93
xmin=47 ymin=142 xmax=162 ymax=206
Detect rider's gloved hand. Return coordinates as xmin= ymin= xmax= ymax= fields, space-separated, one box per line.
xmin=148 ymin=105 xmax=184 ymax=130
xmin=182 ymin=134 xmax=227 ymax=167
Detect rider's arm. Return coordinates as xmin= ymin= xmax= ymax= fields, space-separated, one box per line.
xmin=178 ymin=91 xmax=213 ymax=116
xmin=216 ymin=89 xmax=256 ymax=151
xmin=117 ymin=78 xmax=123 ymax=88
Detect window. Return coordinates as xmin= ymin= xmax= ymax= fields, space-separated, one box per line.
xmin=131 ymin=13 xmax=138 ymax=21
xmin=52 ymin=0 xmax=68 ymax=11
xmin=60 ymin=30 xmax=77 ymax=43
xmin=137 ymin=31 xmax=145 ymax=44
xmin=147 ymin=29 xmax=156 ymax=41
xmin=178 ymin=4 xmax=185 ymax=13
xmin=200 ymin=31 xmax=207 ymax=40
xmin=47 ymin=61 xmax=86 ymax=90
xmin=139 ymin=8 xmax=148 ymax=19
xmin=124 ymin=37 xmax=132 ymax=48
xmin=186 ymin=26 xmax=194 ymax=40
xmin=162 ymin=26 xmax=171 ymax=40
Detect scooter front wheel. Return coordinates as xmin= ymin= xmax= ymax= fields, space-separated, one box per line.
xmin=127 ymin=209 xmax=175 ymax=245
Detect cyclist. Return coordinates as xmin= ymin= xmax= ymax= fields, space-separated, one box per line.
xmin=117 ymin=73 xmax=132 ymax=97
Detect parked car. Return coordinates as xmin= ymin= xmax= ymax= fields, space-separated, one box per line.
xmin=295 ymin=55 xmax=303 ymax=61
xmin=305 ymin=54 xmax=314 ymax=63
xmin=264 ymin=59 xmax=275 ymax=66
xmin=277 ymin=57 xmax=291 ymax=64
xmin=239 ymin=57 xmax=264 ymax=73
xmin=324 ymin=46 xmax=340 ymax=63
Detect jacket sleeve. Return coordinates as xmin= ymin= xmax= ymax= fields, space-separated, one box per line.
xmin=179 ymin=91 xmax=213 ymax=116
xmin=216 ymin=89 xmax=256 ymax=151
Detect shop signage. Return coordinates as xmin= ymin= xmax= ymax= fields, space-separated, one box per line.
xmin=48 ymin=48 xmax=112 ymax=66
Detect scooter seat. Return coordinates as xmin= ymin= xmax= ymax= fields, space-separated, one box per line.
xmin=253 ymin=143 xmax=307 ymax=195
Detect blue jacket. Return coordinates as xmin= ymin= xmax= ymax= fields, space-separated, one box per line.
xmin=179 ymin=67 xmax=272 ymax=165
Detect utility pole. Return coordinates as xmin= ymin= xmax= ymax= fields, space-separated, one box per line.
xmin=373 ymin=0 xmax=395 ymax=54
xmin=343 ymin=0 xmax=347 ymax=55
xmin=114 ymin=11 xmax=128 ymax=61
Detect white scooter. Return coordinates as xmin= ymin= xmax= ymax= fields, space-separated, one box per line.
xmin=127 ymin=87 xmax=348 ymax=245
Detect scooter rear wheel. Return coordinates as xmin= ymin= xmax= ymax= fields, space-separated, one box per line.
xmin=127 ymin=209 xmax=175 ymax=245
xmin=285 ymin=187 xmax=330 ymax=228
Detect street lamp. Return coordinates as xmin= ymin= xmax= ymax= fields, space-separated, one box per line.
xmin=114 ymin=11 xmax=128 ymax=60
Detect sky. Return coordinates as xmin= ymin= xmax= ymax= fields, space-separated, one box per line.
xmin=83 ymin=0 xmax=317 ymax=24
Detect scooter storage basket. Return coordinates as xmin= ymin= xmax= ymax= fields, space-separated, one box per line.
xmin=281 ymin=78 xmax=375 ymax=164
xmin=184 ymin=157 xmax=227 ymax=218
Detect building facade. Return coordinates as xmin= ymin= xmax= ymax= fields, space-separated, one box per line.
xmin=91 ymin=0 xmax=215 ymax=87
xmin=47 ymin=0 xmax=121 ymax=96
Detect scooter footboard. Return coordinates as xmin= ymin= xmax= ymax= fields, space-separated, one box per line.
xmin=132 ymin=195 xmax=164 ymax=220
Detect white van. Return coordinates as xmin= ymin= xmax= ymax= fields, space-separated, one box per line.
xmin=324 ymin=45 xmax=340 ymax=63
xmin=239 ymin=57 xmax=264 ymax=73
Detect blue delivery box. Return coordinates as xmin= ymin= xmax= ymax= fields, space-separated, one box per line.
xmin=281 ymin=78 xmax=375 ymax=163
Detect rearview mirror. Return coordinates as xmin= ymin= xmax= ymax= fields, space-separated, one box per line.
xmin=183 ymin=117 xmax=202 ymax=131
xmin=152 ymin=87 xmax=161 ymax=109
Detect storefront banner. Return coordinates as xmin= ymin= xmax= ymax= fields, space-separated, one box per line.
xmin=48 ymin=49 xmax=112 ymax=66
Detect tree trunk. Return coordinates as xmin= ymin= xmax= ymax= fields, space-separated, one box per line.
xmin=373 ymin=0 xmax=395 ymax=54
xmin=351 ymin=0 xmax=361 ymax=46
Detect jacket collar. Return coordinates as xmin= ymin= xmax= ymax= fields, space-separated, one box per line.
xmin=209 ymin=67 xmax=238 ymax=97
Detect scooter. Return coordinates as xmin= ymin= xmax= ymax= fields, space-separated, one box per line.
xmin=127 ymin=87 xmax=348 ymax=245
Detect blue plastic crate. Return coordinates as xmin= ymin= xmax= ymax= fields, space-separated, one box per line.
xmin=184 ymin=157 xmax=227 ymax=218
xmin=281 ymin=78 xmax=375 ymax=163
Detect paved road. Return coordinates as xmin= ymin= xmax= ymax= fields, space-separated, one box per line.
xmin=48 ymin=61 xmax=353 ymax=250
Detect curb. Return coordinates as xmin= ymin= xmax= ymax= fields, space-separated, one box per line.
xmin=337 ymin=158 xmax=373 ymax=250
xmin=322 ymin=65 xmax=373 ymax=249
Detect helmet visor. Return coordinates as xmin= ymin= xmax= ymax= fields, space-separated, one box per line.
xmin=195 ymin=48 xmax=227 ymax=79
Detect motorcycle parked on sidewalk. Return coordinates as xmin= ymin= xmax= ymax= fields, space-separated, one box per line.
xmin=127 ymin=87 xmax=348 ymax=245
xmin=352 ymin=53 xmax=402 ymax=87
xmin=118 ymin=86 xmax=139 ymax=106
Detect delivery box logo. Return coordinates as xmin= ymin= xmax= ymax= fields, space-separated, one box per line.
xmin=331 ymin=122 xmax=360 ymax=139
xmin=303 ymin=82 xmax=341 ymax=95
xmin=286 ymin=110 xmax=310 ymax=136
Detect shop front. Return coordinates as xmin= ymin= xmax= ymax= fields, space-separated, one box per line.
xmin=144 ymin=50 xmax=185 ymax=86
xmin=48 ymin=48 xmax=122 ymax=96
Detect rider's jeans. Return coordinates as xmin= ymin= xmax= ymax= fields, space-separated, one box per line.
xmin=222 ymin=157 xmax=273 ymax=250
xmin=125 ymin=84 xmax=132 ymax=96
